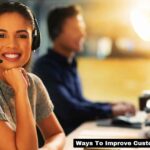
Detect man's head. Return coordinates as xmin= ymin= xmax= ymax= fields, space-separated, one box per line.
xmin=47 ymin=5 xmax=86 ymax=54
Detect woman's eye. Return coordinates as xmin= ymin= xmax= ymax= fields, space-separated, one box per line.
xmin=18 ymin=34 xmax=28 ymax=39
xmin=0 ymin=34 xmax=5 ymax=38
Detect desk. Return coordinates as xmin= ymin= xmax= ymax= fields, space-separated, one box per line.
xmin=64 ymin=112 xmax=147 ymax=150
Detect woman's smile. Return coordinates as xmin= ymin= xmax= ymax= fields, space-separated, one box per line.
xmin=2 ymin=52 xmax=21 ymax=62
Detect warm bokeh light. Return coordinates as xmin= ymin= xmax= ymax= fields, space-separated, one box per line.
xmin=130 ymin=7 xmax=150 ymax=41
xmin=97 ymin=37 xmax=112 ymax=58
xmin=115 ymin=38 xmax=135 ymax=52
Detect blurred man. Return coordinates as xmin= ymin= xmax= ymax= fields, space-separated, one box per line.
xmin=33 ymin=5 xmax=136 ymax=135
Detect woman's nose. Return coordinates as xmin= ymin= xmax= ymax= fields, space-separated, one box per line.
xmin=7 ymin=36 xmax=17 ymax=48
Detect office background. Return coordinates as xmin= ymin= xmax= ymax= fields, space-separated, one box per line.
xmin=2 ymin=0 xmax=150 ymax=108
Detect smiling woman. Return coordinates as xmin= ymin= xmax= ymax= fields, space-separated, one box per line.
xmin=0 ymin=1 xmax=65 ymax=150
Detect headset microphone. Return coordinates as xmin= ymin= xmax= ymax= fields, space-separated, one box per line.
xmin=0 ymin=59 xmax=3 ymax=63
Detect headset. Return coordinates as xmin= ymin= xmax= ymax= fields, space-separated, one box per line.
xmin=32 ymin=17 xmax=41 ymax=51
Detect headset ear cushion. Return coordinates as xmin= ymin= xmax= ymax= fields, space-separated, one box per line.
xmin=32 ymin=18 xmax=41 ymax=51
xmin=32 ymin=29 xmax=40 ymax=50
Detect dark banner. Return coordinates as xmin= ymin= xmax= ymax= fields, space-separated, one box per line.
xmin=74 ymin=139 xmax=150 ymax=148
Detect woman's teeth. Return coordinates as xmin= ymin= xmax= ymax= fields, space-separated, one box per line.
xmin=4 ymin=54 xmax=20 ymax=59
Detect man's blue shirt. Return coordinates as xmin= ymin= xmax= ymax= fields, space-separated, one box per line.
xmin=33 ymin=49 xmax=112 ymax=134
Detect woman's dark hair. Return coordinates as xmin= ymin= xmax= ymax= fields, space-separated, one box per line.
xmin=47 ymin=5 xmax=81 ymax=41
xmin=0 ymin=1 xmax=35 ymax=29
xmin=0 ymin=1 xmax=36 ymax=71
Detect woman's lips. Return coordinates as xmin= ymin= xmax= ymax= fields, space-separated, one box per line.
xmin=2 ymin=53 xmax=21 ymax=62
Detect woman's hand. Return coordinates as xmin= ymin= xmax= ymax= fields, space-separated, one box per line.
xmin=2 ymin=68 xmax=30 ymax=94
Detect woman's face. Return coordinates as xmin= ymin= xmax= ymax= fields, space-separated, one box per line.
xmin=0 ymin=12 xmax=32 ymax=70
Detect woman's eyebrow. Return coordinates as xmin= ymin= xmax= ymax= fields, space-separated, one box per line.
xmin=0 ymin=29 xmax=29 ymax=33
xmin=16 ymin=30 xmax=29 ymax=34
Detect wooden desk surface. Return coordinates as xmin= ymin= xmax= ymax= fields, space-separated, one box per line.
xmin=64 ymin=112 xmax=147 ymax=150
